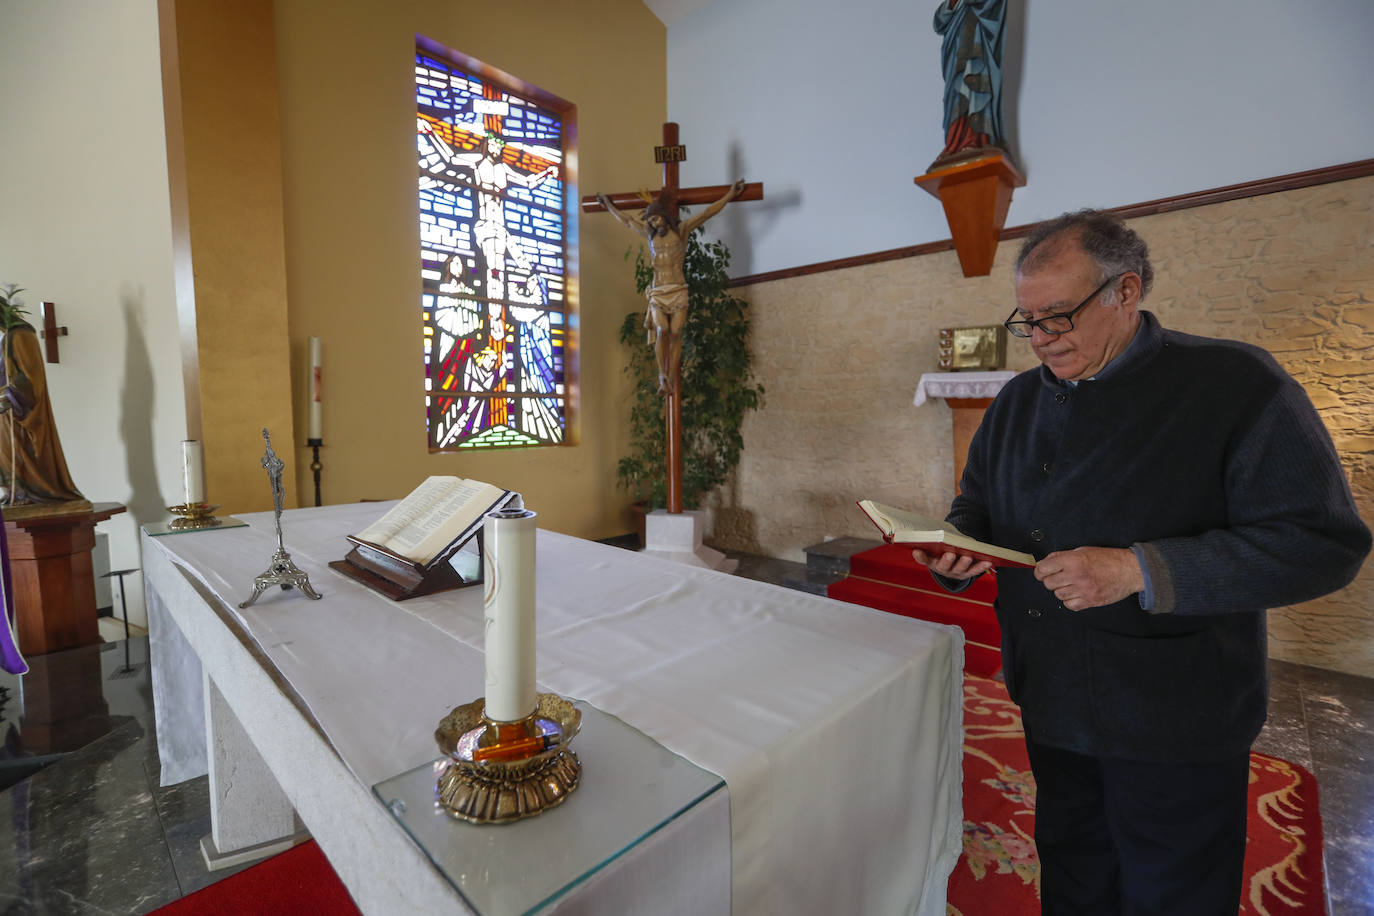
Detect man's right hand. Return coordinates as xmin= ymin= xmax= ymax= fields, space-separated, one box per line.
xmin=912 ymin=548 xmax=993 ymax=580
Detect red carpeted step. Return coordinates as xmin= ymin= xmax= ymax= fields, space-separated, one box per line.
xmin=846 ymin=543 xmax=1000 ymax=603
xmin=150 ymin=840 xmax=360 ymax=916
xmin=829 ymin=544 xmax=1002 ymax=677
xmin=829 ymin=576 xmax=1002 ymax=677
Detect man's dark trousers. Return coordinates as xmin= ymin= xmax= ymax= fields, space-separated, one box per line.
xmin=1026 ymin=740 xmax=1251 ymax=915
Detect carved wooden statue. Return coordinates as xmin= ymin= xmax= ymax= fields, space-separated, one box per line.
xmin=596 ymin=179 xmax=746 ymax=394
xmin=0 ymin=285 xmax=87 ymax=513
xmin=933 ymin=0 xmax=1009 ymax=168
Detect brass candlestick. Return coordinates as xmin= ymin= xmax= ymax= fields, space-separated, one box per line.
xmin=433 ymin=693 xmax=582 ymax=824
xmin=168 ymin=502 xmax=221 ymax=530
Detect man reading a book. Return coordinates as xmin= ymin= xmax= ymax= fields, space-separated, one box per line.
xmin=913 ymin=209 xmax=1370 ymax=915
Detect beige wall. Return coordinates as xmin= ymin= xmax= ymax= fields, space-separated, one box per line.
xmin=717 ymin=177 xmax=1374 ymax=678
xmin=0 ymin=0 xmax=187 ymax=628
xmin=274 ymin=0 xmax=665 ymax=538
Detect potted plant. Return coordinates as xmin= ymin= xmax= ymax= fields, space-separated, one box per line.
xmin=617 ymin=231 xmax=764 ymax=535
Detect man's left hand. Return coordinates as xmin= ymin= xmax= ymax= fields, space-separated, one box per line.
xmin=1034 ymin=547 xmax=1144 ymax=611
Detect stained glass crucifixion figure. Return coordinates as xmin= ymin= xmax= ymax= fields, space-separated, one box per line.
xmin=416 ymin=47 xmax=571 ymax=451
xmin=584 ymin=122 xmax=762 ymax=513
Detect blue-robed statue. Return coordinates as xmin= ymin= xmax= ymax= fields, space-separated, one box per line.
xmin=933 ymin=0 xmax=1009 ymax=168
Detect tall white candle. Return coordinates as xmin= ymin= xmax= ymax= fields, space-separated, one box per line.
xmin=482 ymin=507 xmax=537 ymax=722
xmin=182 ymin=440 xmax=204 ymax=506
xmin=308 ymin=336 xmax=323 ymax=441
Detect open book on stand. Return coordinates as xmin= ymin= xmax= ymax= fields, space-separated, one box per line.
xmin=329 ymin=477 xmax=520 ymax=600
xmin=857 ymin=499 xmax=1035 ymax=568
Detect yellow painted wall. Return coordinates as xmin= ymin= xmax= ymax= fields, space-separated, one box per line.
xmin=273 ymin=0 xmax=664 ymax=537
xmin=162 ymin=0 xmax=299 ymax=513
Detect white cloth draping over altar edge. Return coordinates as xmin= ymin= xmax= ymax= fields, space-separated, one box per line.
xmin=146 ymin=502 xmax=963 ymax=916
xmin=913 ymin=370 xmax=1016 ymax=406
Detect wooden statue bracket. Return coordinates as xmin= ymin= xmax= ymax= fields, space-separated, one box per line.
xmin=914 ymin=152 xmax=1025 ymax=278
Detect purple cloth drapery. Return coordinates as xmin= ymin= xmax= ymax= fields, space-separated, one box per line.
xmin=0 ymin=507 xmax=29 ymax=674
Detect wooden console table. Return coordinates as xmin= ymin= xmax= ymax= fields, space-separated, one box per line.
xmin=4 ymin=501 xmax=126 ymax=656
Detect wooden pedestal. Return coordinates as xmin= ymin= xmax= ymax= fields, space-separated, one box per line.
xmin=915 ymin=154 xmax=1025 ymax=277
xmin=4 ymin=501 xmax=127 ymax=656
xmin=948 ymin=398 xmax=994 ymax=494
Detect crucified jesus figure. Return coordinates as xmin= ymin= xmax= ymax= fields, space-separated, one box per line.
xmin=597 ymin=179 xmax=746 ymax=393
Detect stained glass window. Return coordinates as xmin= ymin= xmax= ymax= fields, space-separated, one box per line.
xmin=416 ymin=44 xmax=571 ymax=449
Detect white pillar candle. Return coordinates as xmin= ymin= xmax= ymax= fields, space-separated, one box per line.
xmin=308 ymin=336 xmax=323 ymax=441
xmin=482 ymin=507 xmax=537 ymax=722
xmin=182 ymin=439 xmax=204 ymax=506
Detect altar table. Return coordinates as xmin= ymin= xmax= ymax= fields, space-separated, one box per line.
xmin=145 ymin=502 xmax=963 ymax=915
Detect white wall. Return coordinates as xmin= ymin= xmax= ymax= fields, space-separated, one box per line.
xmin=0 ymin=0 xmax=186 ymax=628
xmin=668 ymin=0 xmax=1374 ymax=277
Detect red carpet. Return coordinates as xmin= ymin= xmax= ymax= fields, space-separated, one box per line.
xmin=950 ymin=674 xmax=1328 ymax=915
xmin=827 ymin=543 xmax=1003 ymax=676
xmin=150 ymin=840 xmax=360 ymax=915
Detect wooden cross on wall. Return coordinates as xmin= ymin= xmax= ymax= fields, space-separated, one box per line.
xmin=39 ymin=302 xmax=68 ymax=363
xmin=582 ymin=123 xmax=763 ymax=514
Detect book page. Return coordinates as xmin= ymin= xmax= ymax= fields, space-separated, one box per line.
xmin=859 ymin=501 xmax=959 ymax=539
xmin=857 ymin=499 xmax=1035 ymax=567
xmin=388 ymin=479 xmax=504 ymax=562
xmin=355 ymin=477 xmax=460 ymax=547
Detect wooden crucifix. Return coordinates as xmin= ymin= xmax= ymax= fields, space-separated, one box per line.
xmin=584 ymin=122 xmax=762 ymax=514
xmin=39 ymin=302 xmax=68 ymax=364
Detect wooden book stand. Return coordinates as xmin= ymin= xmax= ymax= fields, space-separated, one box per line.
xmin=329 ymin=530 xmax=484 ymax=601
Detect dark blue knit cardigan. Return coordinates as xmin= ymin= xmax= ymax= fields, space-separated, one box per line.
xmin=948 ymin=312 xmax=1370 ymax=761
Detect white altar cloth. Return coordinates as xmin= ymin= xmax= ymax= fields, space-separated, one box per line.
xmin=146 ymin=502 xmax=963 ymax=915
xmin=913 ymin=370 xmax=1017 ymax=406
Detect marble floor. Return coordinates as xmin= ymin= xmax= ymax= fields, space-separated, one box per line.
xmin=0 ymin=554 xmax=1371 ymax=914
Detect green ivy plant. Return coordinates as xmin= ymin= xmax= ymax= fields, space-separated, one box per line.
xmin=617 ymin=231 xmax=764 ymax=510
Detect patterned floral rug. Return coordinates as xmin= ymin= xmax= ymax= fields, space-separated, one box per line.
xmin=948 ymin=675 xmax=1327 ymax=915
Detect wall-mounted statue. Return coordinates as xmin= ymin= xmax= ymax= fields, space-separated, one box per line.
xmin=932 ymin=0 xmax=1009 ymax=169
xmin=0 ymin=285 xmax=87 ymax=512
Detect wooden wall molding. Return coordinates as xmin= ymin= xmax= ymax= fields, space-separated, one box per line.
xmin=730 ymin=158 xmax=1374 ymax=288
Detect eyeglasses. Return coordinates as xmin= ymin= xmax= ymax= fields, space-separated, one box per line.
xmin=1003 ymin=274 xmax=1121 ymax=338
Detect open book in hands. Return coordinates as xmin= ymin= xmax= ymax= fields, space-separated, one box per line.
xmin=856 ymin=500 xmax=1035 ymax=568
xmin=351 ymin=476 xmax=516 ymax=568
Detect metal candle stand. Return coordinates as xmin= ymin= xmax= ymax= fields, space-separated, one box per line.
xmin=240 ymin=428 xmax=322 ymax=608
xmin=307 ymin=437 xmax=322 ymax=507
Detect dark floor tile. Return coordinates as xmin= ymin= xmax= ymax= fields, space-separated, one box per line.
xmin=1252 ymin=722 xmax=1314 ymax=772
xmin=150 ymin=774 xmax=211 ymax=834
xmin=728 ymin=553 xmax=807 ymax=588
xmin=1305 ymin=689 xmax=1374 ymax=775
xmin=1313 ymin=764 xmax=1374 ymax=858
xmin=0 ymin=718 xmax=181 ymax=915
xmin=1326 ymin=832 xmax=1374 ymax=908
xmin=802 ymin=536 xmax=881 ymax=575
xmin=1300 ymin=664 xmax=1374 ymax=704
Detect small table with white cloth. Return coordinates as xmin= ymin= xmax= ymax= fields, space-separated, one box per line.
xmin=145 ymin=502 xmax=963 ymax=914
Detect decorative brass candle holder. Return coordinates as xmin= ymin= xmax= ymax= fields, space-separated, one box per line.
xmin=167 ymin=503 xmax=221 ymax=530
xmin=433 ymin=692 xmax=582 ymax=824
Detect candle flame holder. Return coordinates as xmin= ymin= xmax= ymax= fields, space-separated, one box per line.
xmin=433 ymin=692 xmax=582 ymax=824
xmin=167 ymin=503 xmax=222 ymax=530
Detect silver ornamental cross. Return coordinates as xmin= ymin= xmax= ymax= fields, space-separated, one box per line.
xmin=240 ymin=428 xmax=322 ymax=607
